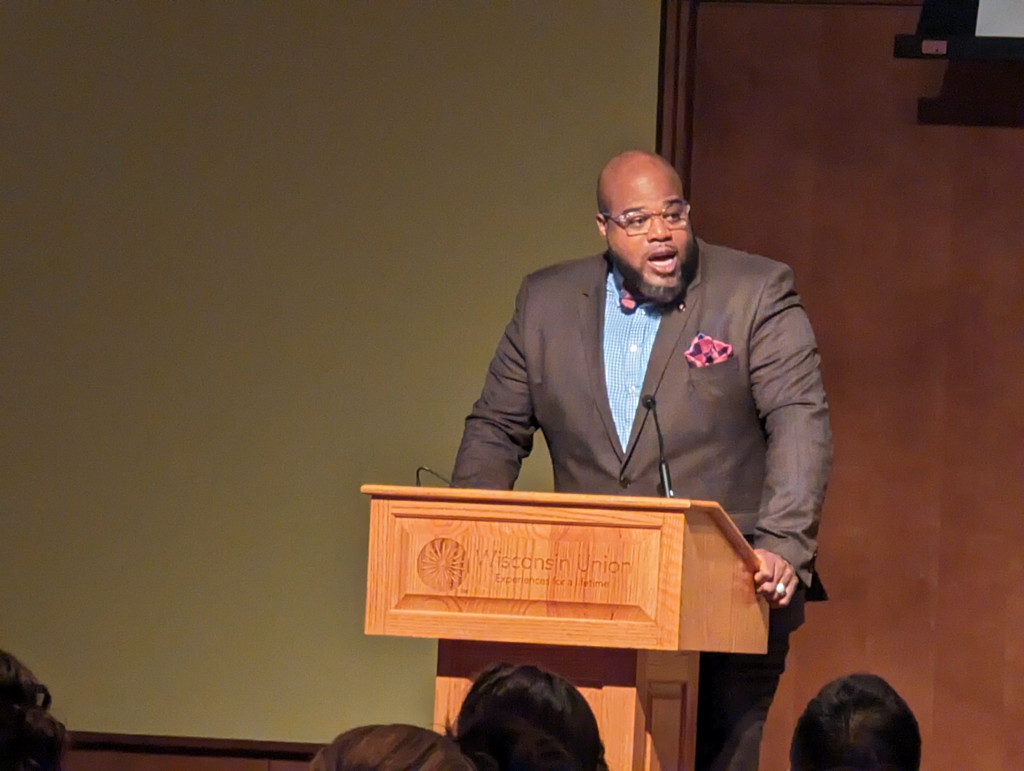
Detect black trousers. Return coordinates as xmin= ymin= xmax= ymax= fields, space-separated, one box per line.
xmin=694 ymin=594 xmax=805 ymax=771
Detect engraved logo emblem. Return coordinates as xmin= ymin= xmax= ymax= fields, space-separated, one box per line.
xmin=416 ymin=538 xmax=467 ymax=591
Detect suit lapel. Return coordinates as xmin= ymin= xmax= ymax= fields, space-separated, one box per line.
xmin=623 ymin=242 xmax=706 ymax=456
xmin=578 ymin=256 xmax=625 ymax=461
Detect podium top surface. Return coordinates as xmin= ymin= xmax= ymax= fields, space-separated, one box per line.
xmin=364 ymin=483 xmax=715 ymax=512
xmin=360 ymin=484 xmax=758 ymax=572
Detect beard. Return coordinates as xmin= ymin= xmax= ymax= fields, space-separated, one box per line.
xmin=608 ymin=238 xmax=697 ymax=306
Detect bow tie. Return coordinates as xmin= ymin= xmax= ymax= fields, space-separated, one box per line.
xmin=619 ymin=287 xmax=639 ymax=312
xmin=619 ymin=287 xmax=685 ymax=313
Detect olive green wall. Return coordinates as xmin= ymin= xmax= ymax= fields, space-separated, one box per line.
xmin=0 ymin=2 xmax=660 ymax=742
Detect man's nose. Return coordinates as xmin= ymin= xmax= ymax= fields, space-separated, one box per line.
xmin=647 ymin=215 xmax=671 ymax=240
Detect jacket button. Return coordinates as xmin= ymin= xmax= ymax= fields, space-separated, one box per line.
xmin=619 ymin=477 xmax=630 ymax=489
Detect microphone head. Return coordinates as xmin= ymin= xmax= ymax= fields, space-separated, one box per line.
xmin=641 ymin=394 xmax=656 ymax=410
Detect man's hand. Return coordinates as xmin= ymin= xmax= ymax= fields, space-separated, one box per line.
xmin=753 ymin=549 xmax=796 ymax=608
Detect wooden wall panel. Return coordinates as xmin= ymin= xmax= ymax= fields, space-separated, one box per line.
xmin=677 ymin=2 xmax=1024 ymax=768
xmin=932 ymin=131 xmax=1024 ymax=770
xmin=66 ymin=752 xmax=266 ymax=771
xmin=65 ymin=733 xmax=320 ymax=771
xmin=658 ymin=0 xmax=695 ymax=183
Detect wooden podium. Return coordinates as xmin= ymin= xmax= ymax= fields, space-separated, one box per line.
xmin=362 ymin=485 xmax=767 ymax=771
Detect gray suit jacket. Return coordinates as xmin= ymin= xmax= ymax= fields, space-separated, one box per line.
xmin=452 ymin=239 xmax=832 ymax=586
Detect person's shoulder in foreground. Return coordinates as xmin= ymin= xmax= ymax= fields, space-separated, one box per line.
xmin=790 ymin=672 xmax=921 ymax=771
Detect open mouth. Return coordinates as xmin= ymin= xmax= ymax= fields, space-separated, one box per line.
xmin=648 ymin=249 xmax=678 ymax=275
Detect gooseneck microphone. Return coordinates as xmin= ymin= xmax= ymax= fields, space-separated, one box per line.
xmin=642 ymin=394 xmax=674 ymax=498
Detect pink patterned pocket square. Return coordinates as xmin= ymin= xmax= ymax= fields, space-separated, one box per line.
xmin=685 ymin=332 xmax=734 ymax=367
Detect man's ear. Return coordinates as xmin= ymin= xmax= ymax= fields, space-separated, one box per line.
xmin=595 ymin=213 xmax=608 ymax=239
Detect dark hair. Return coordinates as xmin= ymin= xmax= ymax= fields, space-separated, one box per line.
xmin=0 ymin=651 xmax=66 ymax=771
xmin=790 ymin=673 xmax=921 ymax=771
xmin=451 ymin=662 xmax=606 ymax=771
xmin=310 ymin=723 xmax=474 ymax=771
xmin=456 ymin=711 xmax=582 ymax=771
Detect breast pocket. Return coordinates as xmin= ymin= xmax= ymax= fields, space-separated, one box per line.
xmin=688 ymin=357 xmax=740 ymax=378
xmin=686 ymin=357 xmax=749 ymax=406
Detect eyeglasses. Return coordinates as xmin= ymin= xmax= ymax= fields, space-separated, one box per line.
xmin=601 ymin=203 xmax=690 ymax=237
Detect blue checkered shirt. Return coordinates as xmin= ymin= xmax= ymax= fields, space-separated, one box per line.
xmin=603 ymin=270 xmax=663 ymax=450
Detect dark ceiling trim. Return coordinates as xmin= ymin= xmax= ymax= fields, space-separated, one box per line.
xmin=68 ymin=731 xmax=321 ymax=760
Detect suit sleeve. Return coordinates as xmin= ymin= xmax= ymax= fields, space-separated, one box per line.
xmin=748 ymin=264 xmax=833 ymax=586
xmin=451 ymin=279 xmax=539 ymax=489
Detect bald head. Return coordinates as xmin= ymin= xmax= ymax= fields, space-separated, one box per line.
xmin=596 ymin=151 xmax=683 ymax=214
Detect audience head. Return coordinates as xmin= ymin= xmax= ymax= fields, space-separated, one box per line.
xmin=456 ymin=712 xmax=583 ymax=771
xmin=0 ymin=650 xmax=66 ymax=771
xmin=452 ymin=662 xmax=607 ymax=771
xmin=790 ymin=672 xmax=921 ymax=771
xmin=310 ymin=723 xmax=473 ymax=771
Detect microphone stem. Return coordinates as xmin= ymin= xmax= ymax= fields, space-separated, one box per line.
xmin=644 ymin=395 xmax=674 ymax=498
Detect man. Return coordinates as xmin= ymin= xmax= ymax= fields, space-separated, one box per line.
xmin=452 ymin=150 xmax=832 ymax=769
xmin=789 ymin=673 xmax=921 ymax=770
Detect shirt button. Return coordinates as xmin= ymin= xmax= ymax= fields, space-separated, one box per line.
xmin=619 ymin=477 xmax=630 ymax=488
xmin=629 ymin=344 xmax=638 ymax=353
